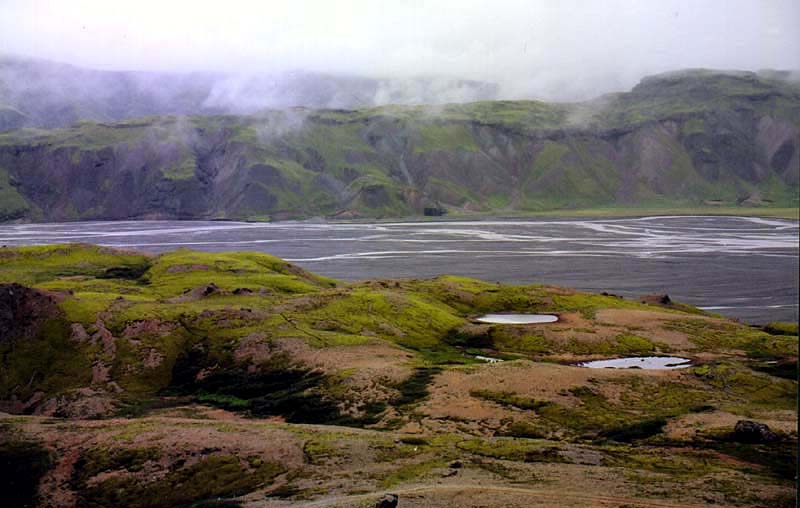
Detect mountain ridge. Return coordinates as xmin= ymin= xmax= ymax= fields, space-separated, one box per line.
xmin=0 ymin=67 xmax=798 ymax=222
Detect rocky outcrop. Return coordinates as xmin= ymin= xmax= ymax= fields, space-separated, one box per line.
xmin=0 ymin=283 xmax=62 ymax=343
xmin=732 ymin=420 xmax=780 ymax=443
xmin=376 ymin=494 xmax=399 ymax=508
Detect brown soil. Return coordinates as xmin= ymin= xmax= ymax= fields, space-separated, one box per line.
xmin=594 ymin=309 xmax=723 ymax=350
xmin=6 ymin=414 xmax=791 ymax=508
xmin=665 ymin=409 xmax=798 ymax=440
xmin=419 ymin=360 xmax=681 ymax=433
xmin=0 ymin=283 xmax=63 ymax=343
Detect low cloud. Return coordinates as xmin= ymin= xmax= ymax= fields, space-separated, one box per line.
xmin=1 ymin=0 xmax=798 ymax=103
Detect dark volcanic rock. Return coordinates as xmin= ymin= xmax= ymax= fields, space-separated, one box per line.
xmin=0 ymin=283 xmax=62 ymax=344
xmin=201 ymin=283 xmax=220 ymax=296
xmin=640 ymin=293 xmax=672 ymax=306
xmin=732 ymin=420 xmax=779 ymax=443
xmin=376 ymin=494 xmax=398 ymax=508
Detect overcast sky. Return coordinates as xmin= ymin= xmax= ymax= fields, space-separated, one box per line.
xmin=1 ymin=0 xmax=798 ymax=100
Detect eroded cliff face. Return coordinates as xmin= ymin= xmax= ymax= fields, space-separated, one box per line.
xmin=0 ymin=70 xmax=798 ymax=222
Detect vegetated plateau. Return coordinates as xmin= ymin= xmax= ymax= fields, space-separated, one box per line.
xmin=1 ymin=244 xmax=797 ymax=507
xmin=0 ymin=65 xmax=798 ymax=223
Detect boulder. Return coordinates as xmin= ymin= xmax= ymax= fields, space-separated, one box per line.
xmin=376 ymin=493 xmax=398 ymax=508
xmin=732 ymin=420 xmax=779 ymax=443
xmin=0 ymin=283 xmax=62 ymax=344
xmin=201 ymin=283 xmax=220 ymax=296
xmin=640 ymin=293 xmax=672 ymax=306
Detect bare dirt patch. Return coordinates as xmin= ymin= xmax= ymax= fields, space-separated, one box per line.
xmin=165 ymin=264 xmax=210 ymax=274
xmin=420 ymin=360 xmax=680 ymax=430
xmin=665 ymin=410 xmax=798 ymax=440
xmin=269 ymin=338 xmax=413 ymax=381
xmin=273 ymin=338 xmax=416 ymax=414
xmin=595 ymin=309 xmax=719 ymax=349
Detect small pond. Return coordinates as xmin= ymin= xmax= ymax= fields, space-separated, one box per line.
xmin=475 ymin=313 xmax=558 ymax=324
xmin=474 ymin=355 xmax=504 ymax=363
xmin=578 ymin=356 xmax=693 ymax=370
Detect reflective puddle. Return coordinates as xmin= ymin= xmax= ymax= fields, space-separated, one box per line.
xmin=475 ymin=313 xmax=558 ymax=324
xmin=474 ymin=355 xmax=504 ymax=363
xmin=578 ymin=356 xmax=692 ymax=370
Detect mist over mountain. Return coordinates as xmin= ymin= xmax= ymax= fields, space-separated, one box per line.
xmin=0 ymin=56 xmax=499 ymax=130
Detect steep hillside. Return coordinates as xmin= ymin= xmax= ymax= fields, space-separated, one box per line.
xmin=0 ymin=69 xmax=798 ymax=222
xmin=0 ymin=244 xmax=796 ymax=507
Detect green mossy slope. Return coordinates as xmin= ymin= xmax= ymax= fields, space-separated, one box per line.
xmin=0 ymin=244 xmax=795 ymax=428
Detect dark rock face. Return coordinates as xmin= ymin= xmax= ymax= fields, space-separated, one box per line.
xmin=732 ymin=420 xmax=779 ymax=443
xmin=640 ymin=294 xmax=672 ymax=306
xmin=0 ymin=440 xmax=53 ymax=508
xmin=423 ymin=207 xmax=446 ymax=216
xmin=376 ymin=493 xmax=398 ymax=508
xmin=0 ymin=283 xmax=62 ymax=344
xmin=201 ymin=283 xmax=219 ymax=297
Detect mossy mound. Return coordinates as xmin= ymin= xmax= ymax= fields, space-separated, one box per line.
xmin=0 ymin=243 xmax=794 ymax=432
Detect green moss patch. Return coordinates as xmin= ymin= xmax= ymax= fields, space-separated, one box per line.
xmin=73 ymin=447 xmax=161 ymax=485
xmin=456 ymin=437 xmax=566 ymax=463
xmin=762 ymin=322 xmax=798 ymax=336
xmin=75 ymin=453 xmax=284 ymax=508
xmin=0 ymin=244 xmax=151 ymax=286
xmin=470 ymin=390 xmax=551 ymax=411
xmin=168 ymin=351 xmax=344 ymax=424
xmin=667 ymin=319 xmax=798 ymax=357
xmin=0 ymin=317 xmax=92 ymax=400
xmin=393 ymin=367 xmax=442 ymax=407
xmin=694 ymin=362 xmax=797 ymax=410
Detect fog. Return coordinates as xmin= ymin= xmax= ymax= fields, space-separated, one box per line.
xmin=2 ymin=0 xmax=799 ymax=103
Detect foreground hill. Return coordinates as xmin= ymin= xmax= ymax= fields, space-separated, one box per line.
xmin=1 ymin=244 xmax=796 ymax=507
xmin=1 ymin=69 xmax=799 ymax=222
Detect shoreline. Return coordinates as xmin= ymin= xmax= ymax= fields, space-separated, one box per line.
xmin=0 ymin=206 xmax=798 ymax=226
